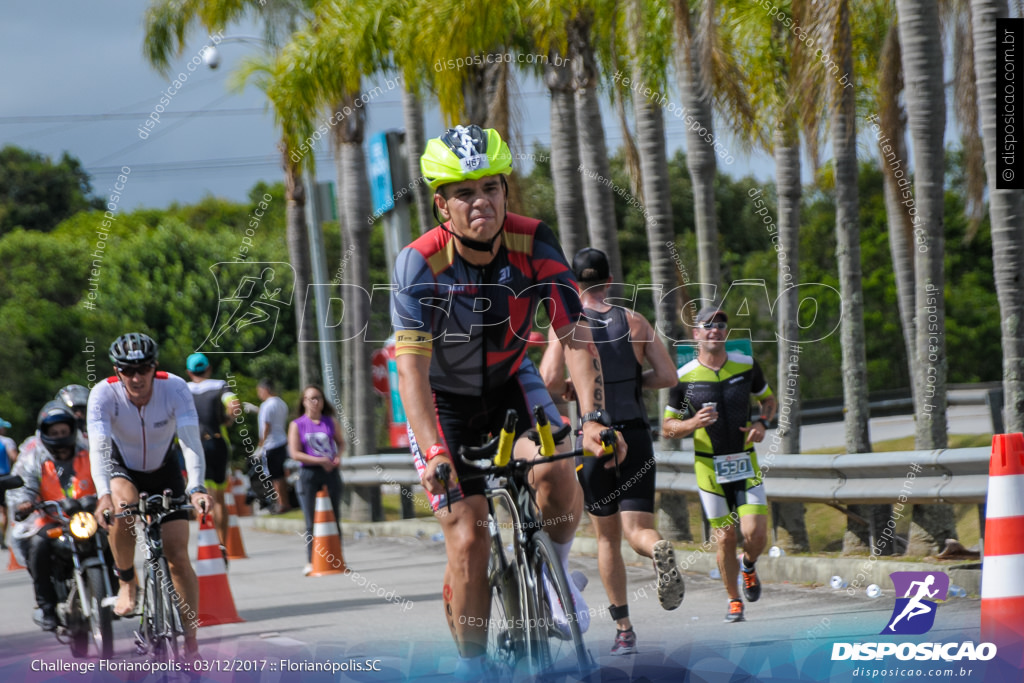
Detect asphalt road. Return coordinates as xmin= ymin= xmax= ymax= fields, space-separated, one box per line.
xmin=0 ymin=520 xmax=997 ymax=683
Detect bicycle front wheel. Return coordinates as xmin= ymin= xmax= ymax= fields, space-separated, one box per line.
xmin=486 ymin=518 xmax=529 ymax=679
xmin=528 ymin=530 xmax=590 ymax=676
xmin=85 ymin=566 xmax=114 ymax=658
xmin=156 ymin=556 xmax=183 ymax=660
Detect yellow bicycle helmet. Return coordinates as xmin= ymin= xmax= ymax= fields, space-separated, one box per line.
xmin=420 ymin=124 xmax=513 ymax=192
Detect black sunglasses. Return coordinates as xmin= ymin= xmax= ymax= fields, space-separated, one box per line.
xmin=698 ymin=321 xmax=727 ymax=330
xmin=117 ymin=364 xmax=155 ymax=377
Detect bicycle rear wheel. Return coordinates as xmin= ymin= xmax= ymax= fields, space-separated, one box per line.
xmin=527 ymin=530 xmax=590 ymax=676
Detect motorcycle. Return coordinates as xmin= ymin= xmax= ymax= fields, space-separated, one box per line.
xmin=8 ymin=475 xmax=117 ymax=658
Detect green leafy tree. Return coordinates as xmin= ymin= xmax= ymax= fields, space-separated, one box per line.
xmin=0 ymin=146 xmax=103 ymax=237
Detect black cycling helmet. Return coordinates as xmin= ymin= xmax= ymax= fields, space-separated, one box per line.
xmin=37 ymin=400 xmax=78 ymax=452
xmin=108 ymin=332 xmax=158 ymax=368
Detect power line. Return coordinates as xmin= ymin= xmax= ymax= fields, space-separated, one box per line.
xmin=0 ymin=108 xmax=268 ymax=125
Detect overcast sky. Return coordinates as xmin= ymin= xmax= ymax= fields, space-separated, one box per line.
xmin=1 ymin=2 xmax=777 ymax=212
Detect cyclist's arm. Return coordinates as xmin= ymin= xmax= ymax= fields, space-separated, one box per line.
xmin=87 ymin=384 xmax=114 ymax=498
xmin=177 ymin=423 xmax=206 ymax=492
xmin=538 ymin=326 xmax=569 ymax=398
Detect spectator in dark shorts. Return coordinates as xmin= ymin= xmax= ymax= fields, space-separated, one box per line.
xmin=185 ymin=352 xmax=241 ymax=551
xmin=287 ymin=385 xmax=344 ymax=576
xmin=540 ymin=247 xmax=684 ymax=656
xmin=257 ymin=379 xmax=291 ymax=513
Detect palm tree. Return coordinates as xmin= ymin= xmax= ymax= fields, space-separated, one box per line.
xmin=806 ymin=0 xmax=874 ymax=554
xmin=572 ymin=7 xmax=626 ymax=284
xmin=141 ymin=0 xmax=320 ymax=389
xmin=895 ymin=0 xmax=957 ymax=556
xmin=725 ymin=0 xmax=813 ymax=551
xmin=972 ymin=0 xmax=1024 ymax=434
xmin=672 ymin=0 xmax=723 ymax=302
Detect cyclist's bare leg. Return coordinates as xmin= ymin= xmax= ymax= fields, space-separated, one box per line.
xmin=713 ymin=523 xmax=741 ymax=601
xmin=437 ymin=494 xmax=490 ymax=658
xmin=211 ymin=487 xmax=228 ymax=548
xmin=162 ymin=518 xmax=200 ymax=652
xmin=515 ymin=438 xmax=582 ymax=544
xmin=590 ymin=512 xmax=632 ymax=630
xmin=108 ymin=477 xmax=141 ymax=616
xmin=621 ymin=511 xmax=662 ymax=559
xmin=739 ymin=513 xmax=767 ymax=566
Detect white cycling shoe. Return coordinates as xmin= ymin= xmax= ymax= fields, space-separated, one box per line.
xmin=542 ymin=565 xmax=590 ymax=636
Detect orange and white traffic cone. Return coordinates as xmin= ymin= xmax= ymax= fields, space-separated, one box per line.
xmin=981 ymin=432 xmax=1024 ymax=668
xmin=308 ymin=487 xmax=345 ymax=576
xmin=7 ymin=547 xmax=25 ymax=571
xmin=224 ymin=490 xmax=248 ymax=560
xmin=196 ymin=513 xmax=244 ymax=626
xmin=232 ymin=471 xmax=252 ymax=517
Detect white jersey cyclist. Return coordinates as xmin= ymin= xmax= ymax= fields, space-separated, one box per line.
xmin=87 ymin=371 xmax=205 ymax=497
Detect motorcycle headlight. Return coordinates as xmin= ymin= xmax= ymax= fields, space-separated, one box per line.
xmin=69 ymin=511 xmax=98 ymax=540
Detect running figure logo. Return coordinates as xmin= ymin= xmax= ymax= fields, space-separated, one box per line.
xmin=883 ymin=571 xmax=949 ymax=635
xmin=198 ymin=262 xmax=295 ymax=354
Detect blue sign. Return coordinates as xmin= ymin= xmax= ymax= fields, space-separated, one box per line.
xmin=368 ymin=132 xmax=395 ymax=218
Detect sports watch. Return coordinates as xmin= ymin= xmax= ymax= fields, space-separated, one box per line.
xmin=580 ymin=409 xmax=612 ymax=428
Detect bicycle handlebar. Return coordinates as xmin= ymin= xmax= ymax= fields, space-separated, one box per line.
xmin=113 ymin=490 xmax=193 ymax=520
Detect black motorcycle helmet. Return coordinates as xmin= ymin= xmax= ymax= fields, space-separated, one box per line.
xmin=37 ymin=401 xmax=78 ymax=453
xmin=108 ymin=332 xmax=158 ymax=368
xmin=55 ymin=384 xmax=90 ymax=432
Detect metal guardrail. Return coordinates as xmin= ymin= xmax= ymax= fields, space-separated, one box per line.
xmin=340 ymin=447 xmax=991 ymax=505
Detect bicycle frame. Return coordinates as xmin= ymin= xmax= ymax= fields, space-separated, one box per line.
xmin=454 ymin=406 xmax=615 ymax=677
xmin=119 ymin=491 xmax=191 ymax=660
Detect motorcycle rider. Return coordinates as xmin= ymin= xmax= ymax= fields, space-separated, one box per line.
xmin=7 ymin=401 xmax=100 ymax=631
xmin=55 ymin=384 xmax=91 ymax=442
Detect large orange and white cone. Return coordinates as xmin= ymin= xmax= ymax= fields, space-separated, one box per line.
xmin=232 ymin=470 xmax=252 ymax=517
xmin=981 ymin=432 xmax=1024 ymax=668
xmin=7 ymin=547 xmax=25 ymax=571
xmin=309 ymin=487 xmax=345 ymax=576
xmin=196 ymin=513 xmax=243 ymax=626
xmin=223 ymin=490 xmax=248 ymax=560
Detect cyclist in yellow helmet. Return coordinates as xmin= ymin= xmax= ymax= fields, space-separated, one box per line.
xmin=392 ymin=124 xmax=625 ymax=677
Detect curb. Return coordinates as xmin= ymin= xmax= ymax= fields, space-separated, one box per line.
xmin=251 ymin=516 xmax=982 ymax=596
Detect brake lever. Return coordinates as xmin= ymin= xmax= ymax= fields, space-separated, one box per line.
xmin=435 ymin=462 xmax=452 ymax=514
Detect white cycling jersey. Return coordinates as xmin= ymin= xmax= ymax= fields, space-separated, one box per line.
xmin=87 ymin=371 xmax=205 ymax=497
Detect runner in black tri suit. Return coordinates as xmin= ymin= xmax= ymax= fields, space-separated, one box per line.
xmin=540 ymin=248 xmax=683 ymax=656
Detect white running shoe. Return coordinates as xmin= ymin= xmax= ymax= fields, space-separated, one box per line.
xmin=542 ymin=564 xmax=590 ymax=636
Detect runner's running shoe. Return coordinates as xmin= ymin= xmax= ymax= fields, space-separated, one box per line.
xmin=653 ymin=539 xmax=685 ymax=610
xmin=725 ymin=599 xmax=745 ymax=623
xmin=610 ymin=627 xmax=637 ymax=655
xmin=741 ymin=560 xmax=761 ymax=602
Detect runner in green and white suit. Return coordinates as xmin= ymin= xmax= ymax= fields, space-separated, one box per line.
xmin=662 ymin=305 xmax=777 ymax=623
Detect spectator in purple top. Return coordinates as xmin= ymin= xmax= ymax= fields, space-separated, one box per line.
xmin=286 ymin=385 xmax=344 ymax=575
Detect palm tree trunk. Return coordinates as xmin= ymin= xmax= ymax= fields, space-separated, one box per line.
xmin=772 ymin=130 xmax=808 ymax=552
xmin=831 ymin=1 xmax=881 ymax=555
xmin=545 ymin=48 xmax=587 ymax=258
xmin=896 ymin=0 xmax=956 ymax=555
xmin=633 ymin=71 xmax=689 ymax=542
xmin=973 ymin=0 xmax=1024 ymax=435
xmin=333 ymin=91 xmax=380 ymax=521
xmin=877 ymin=28 xmax=918 ymax=409
xmin=572 ymin=17 xmax=624 ymax=285
xmin=673 ymin=0 xmax=720 ymax=302
xmin=283 ymin=147 xmax=317 ymax=390
xmin=401 ymin=87 xmax=434 ymax=237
